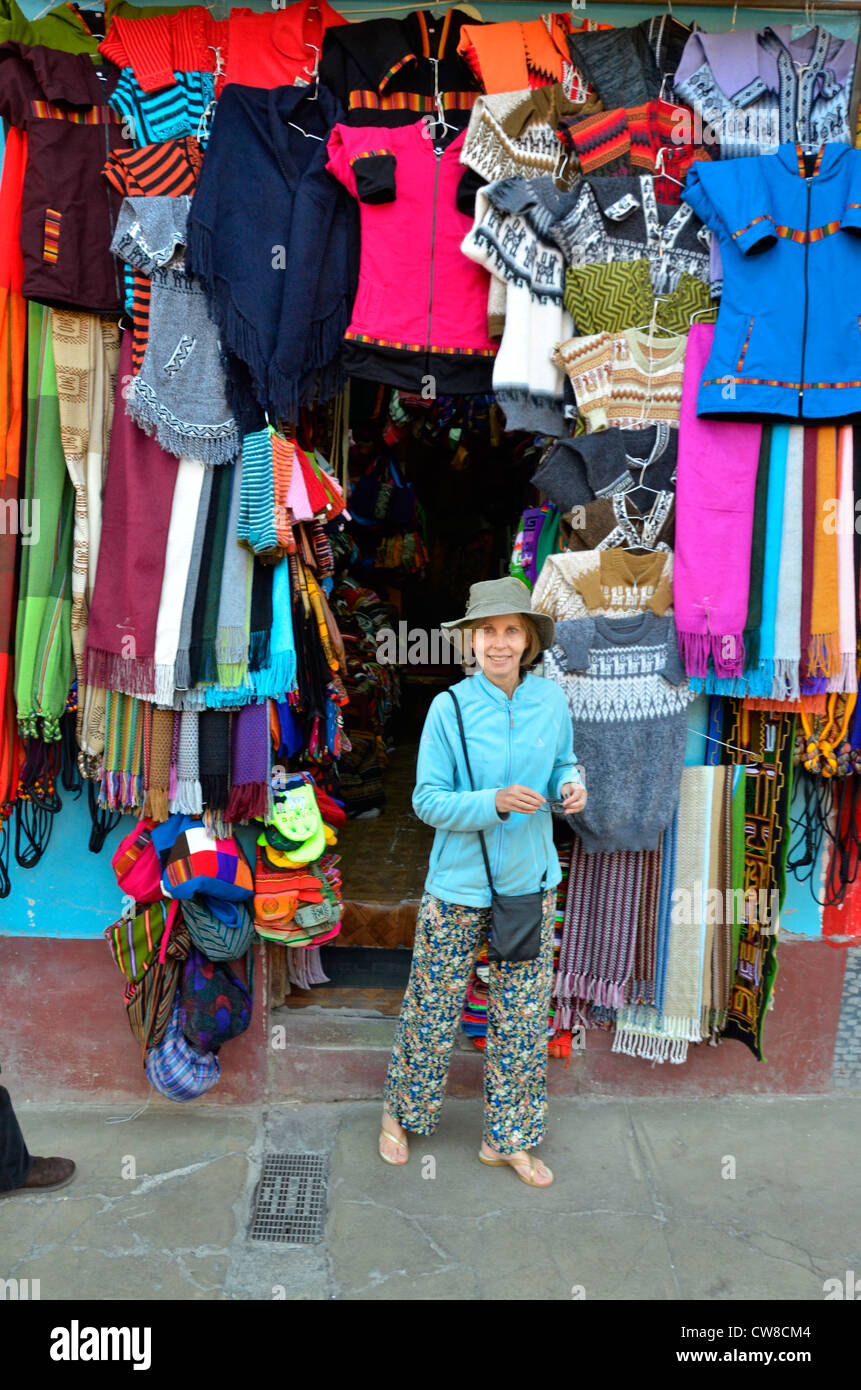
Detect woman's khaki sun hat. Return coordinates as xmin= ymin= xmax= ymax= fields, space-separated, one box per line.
xmin=440 ymin=577 xmax=555 ymax=651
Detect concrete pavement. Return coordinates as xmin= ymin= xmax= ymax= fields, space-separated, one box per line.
xmin=2 ymin=1094 xmax=859 ymax=1301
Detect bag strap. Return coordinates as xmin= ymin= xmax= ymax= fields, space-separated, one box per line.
xmin=447 ymin=690 xmax=495 ymax=897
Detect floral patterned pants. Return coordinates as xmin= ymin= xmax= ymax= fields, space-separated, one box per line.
xmin=383 ymin=888 xmax=556 ymax=1155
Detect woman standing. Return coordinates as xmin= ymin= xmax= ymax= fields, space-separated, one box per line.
xmin=379 ymin=577 xmax=586 ymax=1187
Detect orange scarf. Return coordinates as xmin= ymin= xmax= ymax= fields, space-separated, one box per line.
xmin=808 ymin=425 xmax=841 ymax=677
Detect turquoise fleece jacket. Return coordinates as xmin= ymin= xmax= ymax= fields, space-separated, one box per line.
xmin=412 ymin=669 xmax=582 ymax=908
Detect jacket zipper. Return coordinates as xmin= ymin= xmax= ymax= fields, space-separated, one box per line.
xmin=427 ymin=144 xmax=442 ymax=380
xmin=798 ymin=173 xmax=812 ymax=417
xmin=495 ymin=701 xmax=513 ymax=880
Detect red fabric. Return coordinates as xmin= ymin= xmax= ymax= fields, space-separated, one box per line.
xmin=223 ymin=0 xmax=347 ymax=91
xmin=99 ymin=8 xmax=226 ymax=94
xmin=84 ymin=332 xmax=179 ymax=695
xmin=326 ymin=123 xmax=496 ymax=357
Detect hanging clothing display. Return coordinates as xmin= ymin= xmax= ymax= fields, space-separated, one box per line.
xmin=567 ymin=15 xmax=697 ymax=109
xmin=187 ymin=82 xmax=354 ymax=430
xmin=551 ymin=173 xmax=711 ymax=297
xmin=223 ymin=2 xmax=347 ymax=91
xmin=462 ymin=177 xmax=571 ymax=433
xmin=683 ymin=143 xmax=861 ymax=419
xmin=556 ymin=99 xmax=713 ymax=200
xmin=459 ymin=83 xmax=597 ymax=190
xmin=455 ymin=13 xmax=608 ymax=99
xmin=553 ymin=327 xmax=688 ymax=432
xmin=111 ymin=195 xmax=239 ymax=466
xmin=0 ymin=43 xmax=130 ymax=312
xmin=673 ymin=25 xmax=856 ymax=158
xmin=0 ymin=3 xmax=856 ymax=1087
xmin=326 ymin=122 xmax=496 ymax=393
xmin=543 ymin=611 xmax=694 ymax=853
xmin=319 ymin=7 xmax=480 ymax=126
xmin=98 ymin=6 xmax=225 ymax=93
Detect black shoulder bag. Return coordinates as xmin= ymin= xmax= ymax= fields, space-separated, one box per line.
xmin=447 ymin=689 xmax=546 ymax=963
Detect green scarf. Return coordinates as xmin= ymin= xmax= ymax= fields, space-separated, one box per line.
xmin=14 ymin=304 xmax=74 ymax=741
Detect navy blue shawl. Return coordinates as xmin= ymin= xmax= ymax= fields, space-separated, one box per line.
xmin=187 ymin=82 xmax=356 ymax=431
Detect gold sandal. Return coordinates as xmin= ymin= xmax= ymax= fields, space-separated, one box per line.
xmin=379 ymin=1126 xmax=409 ymax=1166
xmin=478 ymin=1149 xmax=554 ymax=1187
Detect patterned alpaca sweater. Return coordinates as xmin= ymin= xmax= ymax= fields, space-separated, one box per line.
xmin=544 ymin=610 xmax=694 ymax=852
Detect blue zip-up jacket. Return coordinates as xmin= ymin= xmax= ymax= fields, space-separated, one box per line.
xmin=412 ymin=669 xmax=582 ymax=908
xmin=683 ymin=142 xmax=861 ymax=420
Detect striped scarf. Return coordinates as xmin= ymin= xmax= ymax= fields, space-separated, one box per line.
xmin=99 ymin=690 xmax=151 ymax=812
xmin=554 ymin=837 xmax=643 ymax=1027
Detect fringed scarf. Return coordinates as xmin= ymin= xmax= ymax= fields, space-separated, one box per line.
xmin=830 ymin=426 xmax=857 ymax=695
xmin=224 ymin=701 xmax=271 ymax=823
xmin=808 ymin=426 xmax=841 ymax=680
xmin=142 ymin=707 xmax=174 ymax=821
xmin=628 ymin=843 xmax=662 ymax=1007
xmin=251 ymin=557 xmax=296 ymax=700
xmin=85 ymin=332 xmax=179 ymax=697
xmin=553 ymin=837 xmax=643 ymax=1027
xmin=174 ymin=466 xmax=214 ymax=692
xmin=721 ymin=707 xmax=795 ymax=1061
xmin=214 ymin=457 xmax=253 ymax=690
xmin=188 ymin=461 xmax=231 ymax=687
xmin=709 ymin=764 xmax=736 ymax=1036
xmin=99 ymin=690 xmax=150 ymax=812
xmin=170 ymin=708 xmax=202 ymax=815
xmin=651 ymin=765 xmax=712 ymax=1061
xmin=772 ymin=427 xmax=804 ymax=703
xmin=152 ymin=456 xmax=206 ymax=707
xmin=753 ymin=423 xmax=790 ymax=699
xmin=51 ymin=309 xmax=120 ymax=764
xmin=15 ymin=303 xmax=75 ymax=743
xmin=248 ymin=560 xmax=274 ymax=675
xmin=613 ymin=812 xmax=679 ymax=1056
xmin=198 ymin=708 xmax=231 ymax=810
xmin=675 ymin=323 xmax=761 ymax=679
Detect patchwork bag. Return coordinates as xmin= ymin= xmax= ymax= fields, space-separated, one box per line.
xmin=105 ymin=899 xmax=180 ymax=983
xmin=181 ymin=894 xmax=255 ymax=961
xmin=154 ymin=814 xmax=254 ymax=901
xmin=179 ymin=947 xmax=253 ymax=1054
xmin=111 ymin=816 xmax=163 ymax=904
xmin=145 ymin=997 xmax=221 ymax=1101
xmin=123 ymin=916 xmax=192 ymax=1061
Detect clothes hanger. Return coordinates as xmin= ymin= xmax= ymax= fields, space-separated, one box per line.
xmin=631 ymin=297 xmax=680 ymax=336
xmin=665 ymin=0 xmax=692 ymax=34
xmin=653 ymin=145 xmax=684 ymax=190
xmin=690 ymin=305 xmax=715 ymax=326
xmin=287 ymin=43 xmax=324 ymax=139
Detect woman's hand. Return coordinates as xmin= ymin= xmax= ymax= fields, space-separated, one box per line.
xmin=495 ymin=784 xmax=546 ymax=815
xmin=560 ymin=781 xmax=587 ymax=814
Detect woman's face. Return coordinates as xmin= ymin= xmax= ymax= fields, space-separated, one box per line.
xmin=472 ymin=614 xmax=529 ymax=684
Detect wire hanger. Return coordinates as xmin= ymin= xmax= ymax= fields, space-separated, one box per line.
xmin=666 ymin=0 xmax=692 ymax=34
xmin=654 ymin=145 xmax=684 ymax=189
xmin=288 ymin=42 xmax=324 ymax=139
xmin=631 ymin=296 xmax=679 ymax=336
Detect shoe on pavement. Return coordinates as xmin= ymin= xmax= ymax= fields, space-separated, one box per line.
xmin=0 ymin=1156 xmax=76 ymax=1197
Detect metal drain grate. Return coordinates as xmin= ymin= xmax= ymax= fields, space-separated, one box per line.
xmin=248 ymin=1152 xmax=329 ymax=1244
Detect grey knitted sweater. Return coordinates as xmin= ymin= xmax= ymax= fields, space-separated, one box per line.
xmin=544 ymin=610 xmax=694 ymax=853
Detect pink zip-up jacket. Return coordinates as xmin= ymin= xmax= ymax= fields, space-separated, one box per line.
xmin=326 ymin=120 xmax=496 ymax=393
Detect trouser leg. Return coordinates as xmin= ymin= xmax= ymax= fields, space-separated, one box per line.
xmin=482 ymin=889 xmax=556 ymax=1155
xmin=0 ymin=1086 xmax=33 ymax=1192
xmin=383 ymin=892 xmax=485 ymax=1135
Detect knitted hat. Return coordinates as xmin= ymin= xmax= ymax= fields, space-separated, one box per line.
xmin=441 ymin=576 xmax=554 ymax=651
